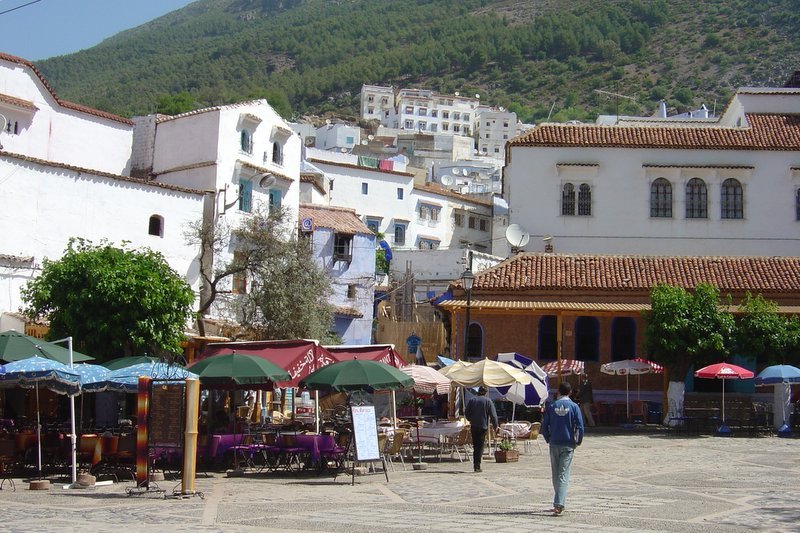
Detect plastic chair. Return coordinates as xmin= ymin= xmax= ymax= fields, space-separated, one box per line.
xmin=440 ymin=426 xmax=470 ymax=462
xmin=519 ymin=422 xmax=542 ymax=454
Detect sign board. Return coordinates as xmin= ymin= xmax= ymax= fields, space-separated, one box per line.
xmin=301 ymin=217 xmax=314 ymax=232
xmin=150 ymin=383 xmax=185 ymax=446
xmin=351 ymin=405 xmax=380 ymax=461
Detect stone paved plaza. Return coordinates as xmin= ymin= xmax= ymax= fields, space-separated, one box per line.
xmin=2 ymin=430 xmax=798 ymax=532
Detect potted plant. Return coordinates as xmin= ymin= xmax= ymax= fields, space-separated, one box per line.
xmin=494 ymin=437 xmax=519 ymax=463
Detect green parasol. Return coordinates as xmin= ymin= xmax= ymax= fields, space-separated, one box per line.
xmin=188 ymin=352 xmax=290 ymax=389
xmin=299 ymin=359 xmax=414 ymax=393
xmin=0 ymin=330 xmax=94 ymax=364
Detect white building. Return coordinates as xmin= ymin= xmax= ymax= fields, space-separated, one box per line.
xmin=475 ymin=107 xmax=520 ymax=159
xmin=0 ymin=52 xmax=206 ymax=329
xmin=299 ymin=204 xmax=376 ymax=345
xmin=132 ymin=100 xmax=303 ymax=321
xmin=504 ymin=87 xmax=800 ymax=256
xmin=362 ymin=85 xmax=479 ymax=137
xmin=314 ymin=122 xmax=360 ymax=152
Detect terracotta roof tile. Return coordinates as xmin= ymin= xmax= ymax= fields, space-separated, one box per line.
xmin=334 ymin=305 xmax=364 ymax=318
xmin=0 ymin=93 xmax=37 ymax=111
xmin=0 ymin=53 xmax=132 ymax=125
xmin=510 ymin=114 xmax=800 ymax=151
xmin=299 ymin=203 xmax=373 ymax=235
xmin=464 ymin=253 xmax=800 ymax=293
xmin=413 ymin=182 xmax=493 ymax=207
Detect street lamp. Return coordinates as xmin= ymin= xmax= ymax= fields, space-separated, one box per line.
xmin=460 ymin=268 xmax=474 ymax=361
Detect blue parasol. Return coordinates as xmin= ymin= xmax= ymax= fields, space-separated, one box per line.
xmin=754 ymin=364 xmax=800 ymax=385
xmin=0 ymin=356 xmax=81 ymax=479
xmin=83 ymin=361 xmax=197 ymax=393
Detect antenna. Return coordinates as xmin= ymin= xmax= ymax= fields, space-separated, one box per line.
xmin=440 ymin=174 xmax=455 ymax=186
xmin=258 ymin=173 xmax=277 ymax=188
xmin=594 ymin=89 xmax=637 ymax=121
xmin=543 ymin=234 xmax=554 ymax=253
xmin=505 ymin=224 xmax=530 ymax=253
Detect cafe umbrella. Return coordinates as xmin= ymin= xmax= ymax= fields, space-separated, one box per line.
xmin=103 ymin=355 xmax=158 ymax=371
xmin=694 ymin=362 xmax=754 ymax=435
xmin=0 ymin=356 xmax=81 ymax=480
xmin=188 ymin=352 xmax=290 ymax=389
xmin=299 ymin=359 xmax=413 ymax=393
xmin=68 ymin=363 xmax=111 ymax=430
xmin=600 ymin=359 xmax=657 ymax=421
xmin=0 ymin=330 xmax=94 ymax=364
xmin=754 ymin=364 xmax=800 ymax=433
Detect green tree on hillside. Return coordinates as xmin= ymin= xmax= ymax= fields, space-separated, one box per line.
xmin=21 ymin=239 xmax=195 ymax=360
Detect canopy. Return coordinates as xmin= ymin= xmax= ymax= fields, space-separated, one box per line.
xmin=542 ymin=359 xmax=584 ymax=377
xmin=601 ymin=358 xmax=661 ymax=420
xmin=0 ymin=330 xmax=94 ymax=364
xmin=83 ymin=361 xmax=197 ymax=393
xmin=438 ymin=360 xmax=472 ymax=378
xmin=399 ymin=364 xmax=451 ymax=395
xmin=299 ymin=359 xmax=413 ymax=393
xmin=103 ymin=355 xmax=158 ymax=370
xmin=188 ymin=352 xmax=290 ymax=389
xmin=444 ymin=358 xmax=533 ymax=388
xmin=325 ymin=344 xmax=407 ymax=368
xmin=201 ymin=339 xmax=337 ymax=387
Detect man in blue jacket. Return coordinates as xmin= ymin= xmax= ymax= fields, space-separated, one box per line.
xmin=542 ymin=381 xmax=584 ymax=515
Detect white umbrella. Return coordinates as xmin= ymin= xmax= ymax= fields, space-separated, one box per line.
xmin=444 ymin=358 xmax=533 ymax=388
xmin=400 ymin=364 xmax=451 ymax=395
xmin=601 ymin=359 xmax=660 ymax=420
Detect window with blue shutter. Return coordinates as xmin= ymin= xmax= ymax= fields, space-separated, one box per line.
xmin=239 ymin=179 xmax=253 ymax=213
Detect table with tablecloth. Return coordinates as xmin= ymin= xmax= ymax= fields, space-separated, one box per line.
xmin=409 ymin=420 xmax=466 ymax=444
xmin=278 ymin=433 xmax=335 ymax=465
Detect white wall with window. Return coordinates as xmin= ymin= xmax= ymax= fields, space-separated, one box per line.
xmin=504 ymin=88 xmax=800 ymax=256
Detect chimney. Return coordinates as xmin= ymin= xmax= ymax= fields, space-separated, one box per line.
xmin=658 ymin=100 xmax=667 ymax=119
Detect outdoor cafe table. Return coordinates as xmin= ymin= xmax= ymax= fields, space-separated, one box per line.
xmin=409 ymin=420 xmax=465 ymax=444
xmin=278 ymin=433 xmax=335 ymax=465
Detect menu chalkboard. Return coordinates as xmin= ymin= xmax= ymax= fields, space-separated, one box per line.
xmin=351 ymin=405 xmax=380 ymax=461
xmin=150 ymin=384 xmax=185 ymax=446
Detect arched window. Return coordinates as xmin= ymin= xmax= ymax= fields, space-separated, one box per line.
xmin=148 ymin=215 xmax=163 ymax=237
xmin=721 ymin=178 xmax=743 ymax=219
xmin=240 ymin=130 xmax=253 ymax=154
xmin=561 ymin=183 xmax=575 ymax=215
xmin=577 ymin=183 xmax=591 ymax=216
xmin=611 ymin=317 xmax=637 ymax=361
xmin=466 ymin=323 xmax=483 ymax=361
xmin=650 ymin=178 xmax=672 ymax=218
xmin=538 ymin=315 xmax=558 ymax=360
xmin=574 ymin=316 xmax=599 ymax=361
xmin=272 ymin=142 xmax=283 ymax=166
xmin=685 ymin=178 xmax=707 ymax=219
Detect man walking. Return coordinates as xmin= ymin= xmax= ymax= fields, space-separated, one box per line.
xmin=542 ymin=381 xmax=584 ymax=515
xmin=577 ymin=373 xmax=596 ymax=427
xmin=464 ymin=386 xmax=498 ymax=473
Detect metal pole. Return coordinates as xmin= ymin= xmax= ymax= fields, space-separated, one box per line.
xmin=46 ymin=336 xmax=78 ymax=486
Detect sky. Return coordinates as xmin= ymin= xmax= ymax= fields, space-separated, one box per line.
xmin=0 ymin=0 xmax=197 ymax=61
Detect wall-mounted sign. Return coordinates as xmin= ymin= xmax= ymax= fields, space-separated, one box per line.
xmin=301 ymin=217 xmax=314 ymax=232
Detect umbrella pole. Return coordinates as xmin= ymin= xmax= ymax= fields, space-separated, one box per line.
xmin=511 ymin=400 xmax=516 ymax=422
xmin=625 ymin=373 xmax=630 ymax=421
xmin=721 ymin=379 xmax=725 ymax=424
xmin=36 ymin=382 xmax=42 ymax=480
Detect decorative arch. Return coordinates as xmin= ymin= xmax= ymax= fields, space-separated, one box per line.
xmin=466 ymin=322 xmax=484 ymax=360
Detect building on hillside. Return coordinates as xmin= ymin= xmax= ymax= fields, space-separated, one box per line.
xmin=436 ymin=252 xmax=800 ymax=398
xmin=475 ymin=107 xmax=521 ymax=159
xmin=362 ymin=85 xmax=479 ymax=136
xmin=299 ymin=204 xmax=376 ymax=344
xmin=131 ymin=100 xmax=303 ymax=324
xmin=314 ymin=122 xmax=360 ymax=152
xmin=0 ymin=52 xmax=206 ymax=331
xmin=503 ymin=86 xmax=800 ymax=256
xmin=396 ymin=131 xmax=474 ymax=172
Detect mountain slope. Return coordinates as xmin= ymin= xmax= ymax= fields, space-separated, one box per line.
xmin=35 ymin=0 xmax=800 ymax=122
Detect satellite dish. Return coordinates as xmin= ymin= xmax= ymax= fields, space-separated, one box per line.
xmin=461 ymin=168 xmax=469 ymax=176
xmin=454 ymin=91 xmax=460 ymax=96
xmin=505 ymin=224 xmax=530 ymax=248
xmin=258 ymin=174 xmax=277 ymax=188
xmin=361 ymin=140 xmax=368 ymax=145
xmin=0 ymin=114 xmax=6 ymax=133
xmin=542 ymin=234 xmax=553 ymax=242
xmin=368 ymin=134 xmax=374 ymax=140
xmin=440 ymin=174 xmax=455 ymax=186
xmin=475 ymin=94 xmax=480 ymax=99
xmin=325 ymin=118 xmax=331 ymax=124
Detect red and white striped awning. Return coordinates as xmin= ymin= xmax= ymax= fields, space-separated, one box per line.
xmin=631 ymin=357 xmax=664 ymax=374
xmin=542 ymin=360 xmax=585 ymax=377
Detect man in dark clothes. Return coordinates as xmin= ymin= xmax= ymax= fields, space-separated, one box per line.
xmin=464 ymin=386 xmax=498 ymax=473
xmin=577 ymin=373 xmax=596 ymax=427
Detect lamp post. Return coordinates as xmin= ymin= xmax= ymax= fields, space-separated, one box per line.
xmin=460 ymin=268 xmax=474 ymax=361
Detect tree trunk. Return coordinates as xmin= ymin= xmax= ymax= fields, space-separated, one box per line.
xmin=664 ymin=380 xmax=685 ymax=426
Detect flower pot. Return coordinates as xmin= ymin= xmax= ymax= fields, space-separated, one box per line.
xmin=494 ymin=449 xmax=519 ymax=463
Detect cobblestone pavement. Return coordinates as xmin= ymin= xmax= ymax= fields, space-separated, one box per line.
xmin=2 ymin=431 xmax=798 ymax=532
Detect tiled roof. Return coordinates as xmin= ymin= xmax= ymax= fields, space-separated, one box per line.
xmin=438 ymin=299 xmax=800 ymax=314
xmin=463 ymin=253 xmax=800 ymax=293
xmin=0 ymin=93 xmax=37 ymax=111
xmin=238 ymin=160 xmax=294 ymax=182
xmin=155 ymin=99 xmax=268 ymax=122
xmin=298 ymin=203 xmax=373 ymax=235
xmin=334 ymin=306 xmax=364 ymax=318
xmin=1 ymin=151 xmax=206 ymax=196
xmin=0 ymin=52 xmax=133 ymax=125
xmin=510 ymin=114 xmax=800 ymax=151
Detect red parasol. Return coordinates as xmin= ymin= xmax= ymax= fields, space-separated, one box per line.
xmin=694 ymin=362 xmax=754 ymax=433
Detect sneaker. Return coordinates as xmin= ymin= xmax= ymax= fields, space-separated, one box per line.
xmin=474 ymin=467 xmax=482 ymax=473
xmin=552 ymin=506 xmax=564 ymax=516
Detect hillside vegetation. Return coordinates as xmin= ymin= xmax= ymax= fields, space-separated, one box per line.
xmin=36 ymin=0 xmax=800 ymax=122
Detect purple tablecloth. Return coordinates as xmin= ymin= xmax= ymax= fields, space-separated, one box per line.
xmin=278 ymin=434 xmax=335 ymax=464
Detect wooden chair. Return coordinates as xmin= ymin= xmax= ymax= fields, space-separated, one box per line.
xmin=383 ymin=429 xmax=407 ymax=471
xmin=440 ymin=426 xmax=470 ymax=462
xmin=519 ymin=422 xmax=542 ymax=454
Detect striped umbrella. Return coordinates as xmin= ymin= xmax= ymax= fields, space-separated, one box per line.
xmin=542 ymin=359 xmax=585 ymax=377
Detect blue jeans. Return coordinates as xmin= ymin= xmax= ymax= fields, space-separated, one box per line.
xmin=549 ymin=444 xmax=575 ymax=509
